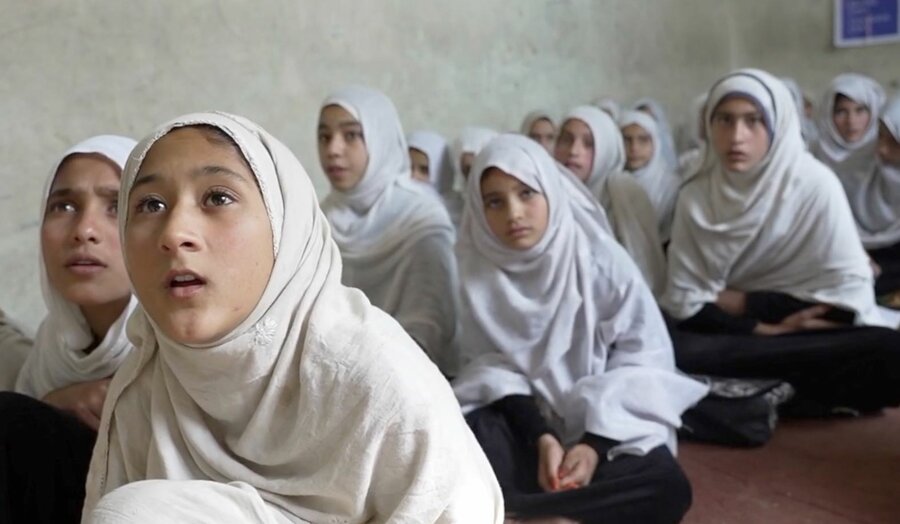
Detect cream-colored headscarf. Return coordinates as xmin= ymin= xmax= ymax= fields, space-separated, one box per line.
xmin=562 ymin=106 xmax=667 ymax=296
xmin=15 ymin=135 xmax=138 ymax=399
xmin=812 ymin=73 xmax=885 ymax=186
xmin=453 ymin=134 xmax=707 ymax=459
xmin=83 ymin=112 xmax=503 ymax=523
xmin=848 ymin=95 xmax=900 ymax=249
xmin=619 ymin=110 xmax=680 ymax=242
xmin=519 ymin=109 xmax=554 ymax=135
xmin=407 ymin=130 xmax=455 ymax=194
xmin=320 ymin=86 xmax=459 ymax=374
xmin=633 ymin=97 xmax=679 ymax=169
xmin=662 ymin=69 xmax=886 ymax=327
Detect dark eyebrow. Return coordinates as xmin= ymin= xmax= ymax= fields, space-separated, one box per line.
xmin=481 ymin=191 xmax=500 ymax=200
xmin=47 ymin=187 xmax=74 ymax=199
xmin=318 ymin=120 xmax=363 ymax=131
xmin=131 ymin=165 xmax=252 ymax=190
xmin=96 ymin=186 xmax=120 ymax=199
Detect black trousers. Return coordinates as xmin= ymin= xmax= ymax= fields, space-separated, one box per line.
xmin=671 ymin=326 xmax=900 ymax=413
xmin=0 ymin=392 xmax=96 ymax=524
xmin=466 ymin=405 xmax=692 ymax=524
xmin=869 ymin=241 xmax=900 ymax=296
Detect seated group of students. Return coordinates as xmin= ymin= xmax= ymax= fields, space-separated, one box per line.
xmin=0 ymin=68 xmax=899 ymax=524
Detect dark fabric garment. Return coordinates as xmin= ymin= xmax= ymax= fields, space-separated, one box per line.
xmin=0 ymin=391 xmax=96 ymax=524
xmin=466 ymin=405 xmax=692 ymax=524
xmin=679 ymin=292 xmax=856 ymax=336
xmin=491 ymin=395 xmax=621 ymax=455
xmin=680 ymin=303 xmax=758 ymax=335
xmin=670 ymin=323 xmax=900 ymax=414
xmin=743 ymin=291 xmax=856 ymax=325
xmin=869 ymin=241 xmax=900 ymax=296
xmin=579 ymin=432 xmax=621 ymax=458
xmin=492 ymin=395 xmax=556 ymax=445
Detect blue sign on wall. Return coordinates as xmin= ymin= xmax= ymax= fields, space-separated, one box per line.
xmin=834 ymin=0 xmax=900 ymax=47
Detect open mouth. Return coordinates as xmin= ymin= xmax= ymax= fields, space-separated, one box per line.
xmin=166 ymin=270 xmax=207 ymax=299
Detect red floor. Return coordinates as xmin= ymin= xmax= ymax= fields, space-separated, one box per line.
xmin=679 ymin=409 xmax=900 ymax=523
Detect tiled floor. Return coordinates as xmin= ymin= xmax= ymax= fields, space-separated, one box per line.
xmin=680 ymin=409 xmax=900 ymax=524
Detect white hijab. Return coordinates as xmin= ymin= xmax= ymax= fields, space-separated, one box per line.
xmin=562 ymin=106 xmax=667 ymax=296
xmin=849 ymin=95 xmax=900 ymax=249
xmin=407 ymin=130 xmax=455 ymax=194
xmin=678 ymin=94 xmax=709 ymax=179
xmin=633 ymin=97 xmax=679 ymax=169
xmin=444 ymin=126 xmax=498 ymax=225
xmin=592 ymin=97 xmax=621 ymax=121
xmin=662 ymin=69 xmax=886 ymax=327
xmin=813 ymin=73 xmax=885 ymax=175
xmin=453 ymin=134 xmax=707 ymax=458
xmin=15 ymin=135 xmax=138 ymax=399
xmin=519 ymin=109 xmax=554 ymax=135
xmin=320 ymin=87 xmax=458 ymax=366
xmin=83 ymin=112 xmax=503 ymax=523
xmin=619 ymin=110 xmax=680 ymax=242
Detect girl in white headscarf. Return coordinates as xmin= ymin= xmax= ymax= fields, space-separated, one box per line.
xmin=633 ymin=97 xmax=679 ymax=170
xmin=407 ymin=130 xmax=454 ymax=191
xmin=519 ymin=110 xmax=556 ymax=154
xmin=619 ymin=110 xmax=680 ymax=242
xmin=554 ymin=105 xmax=667 ymax=296
xmin=812 ymin=74 xmax=886 ymax=196
xmin=318 ymin=86 xmax=460 ymax=376
xmin=852 ymin=95 xmax=900 ymax=296
xmin=453 ymin=134 xmax=706 ymax=524
xmin=664 ymin=69 xmax=900 ymax=417
xmin=0 ymin=135 xmax=137 ymax=523
xmin=81 ymin=112 xmax=504 ymax=523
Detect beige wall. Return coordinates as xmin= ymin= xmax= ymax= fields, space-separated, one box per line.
xmin=2 ymin=0 xmax=897 ymax=329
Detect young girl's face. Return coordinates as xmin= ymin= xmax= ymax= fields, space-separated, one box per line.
xmin=480 ymin=167 xmax=549 ymax=250
xmin=877 ymin=122 xmax=900 ymax=166
xmin=41 ymin=154 xmax=131 ymax=309
xmin=832 ymin=95 xmax=871 ymax=143
xmin=317 ymin=105 xmax=369 ymax=191
xmin=124 ymin=127 xmax=274 ymax=345
xmin=409 ymin=148 xmax=430 ymax=183
xmin=554 ymin=119 xmax=594 ymax=182
xmin=710 ymin=97 xmax=771 ymax=173
xmin=528 ymin=118 xmax=556 ymax=153
xmin=621 ymin=123 xmax=654 ymax=171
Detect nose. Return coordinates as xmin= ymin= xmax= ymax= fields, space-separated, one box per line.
xmin=325 ymin=135 xmax=343 ymax=158
xmin=72 ymin=210 xmax=100 ymax=244
xmin=158 ymin=204 xmax=200 ymax=254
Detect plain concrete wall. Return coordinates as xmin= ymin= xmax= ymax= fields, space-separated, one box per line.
xmin=1 ymin=0 xmax=897 ymax=330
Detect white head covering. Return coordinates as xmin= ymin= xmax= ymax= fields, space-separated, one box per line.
xmin=619 ymin=110 xmax=680 ymax=241
xmin=452 ymin=134 xmax=707 ymax=458
xmin=519 ymin=109 xmax=554 ymax=135
xmin=15 ymin=135 xmax=138 ymax=398
xmin=561 ymin=106 xmax=667 ymax=296
xmin=83 ymin=112 xmax=503 ymax=522
xmin=814 ymin=73 xmax=885 ymax=169
xmin=320 ymin=87 xmax=459 ymax=373
xmin=847 ymin=95 xmax=900 ymax=248
xmin=407 ymin=129 xmax=455 ymax=194
xmin=633 ymin=97 xmax=679 ymax=169
xmin=592 ymin=97 xmax=621 ymax=121
xmin=781 ymin=76 xmax=819 ymax=148
xmin=662 ymin=69 xmax=886 ymax=327
xmin=453 ymin=126 xmax=499 ymax=180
